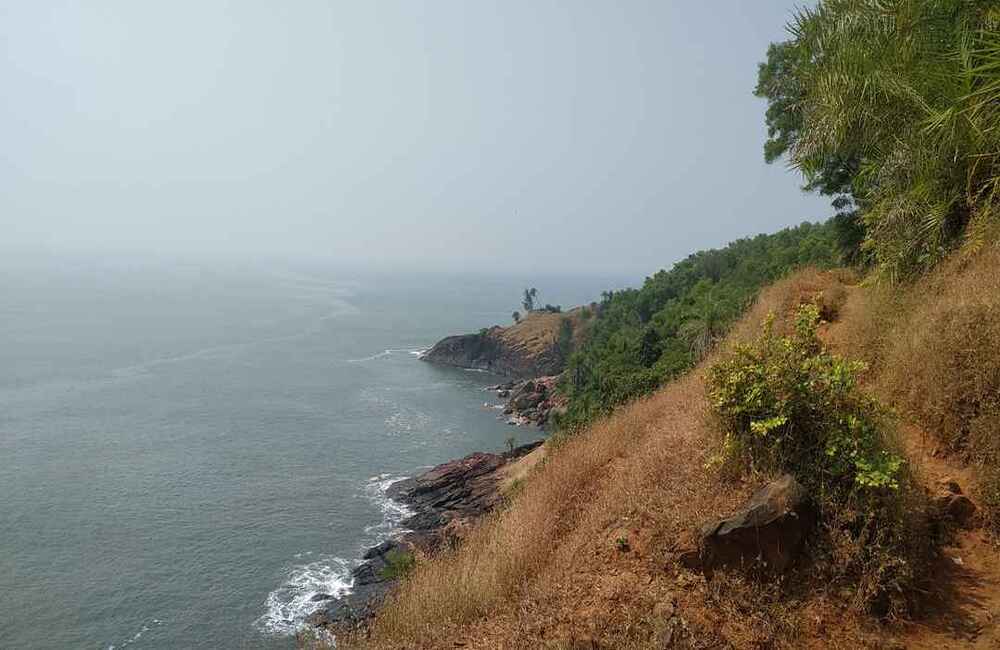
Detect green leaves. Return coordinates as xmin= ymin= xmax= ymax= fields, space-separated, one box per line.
xmin=708 ymin=304 xmax=902 ymax=497
xmin=558 ymin=222 xmax=843 ymax=431
xmin=750 ymin=415 xmax=788 ymax=436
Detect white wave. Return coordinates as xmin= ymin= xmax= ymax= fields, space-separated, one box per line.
xmin=257 ymin=557 xmax=354 ymax=637
xmin=106 ymin=619 xmax=163 ymax=649
xmin=346 ymin=347 xmax=427 ymax=363
xmin=361 ymin=473 xmax=414 ymax=545
xmin=257 ymin=474 xmax=414 ymax=639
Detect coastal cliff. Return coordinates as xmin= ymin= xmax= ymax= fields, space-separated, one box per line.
xmin=421 ymin=308 xmax=592 ymax=379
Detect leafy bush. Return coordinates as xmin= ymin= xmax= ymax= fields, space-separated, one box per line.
xmin=709 ymin=304 xmax=902 ymax=493
xmin=708 ymin=304 xmax=929 ymax=615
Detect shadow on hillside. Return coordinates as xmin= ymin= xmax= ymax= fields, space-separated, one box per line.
xmin=912 ymin=550 xmax=989 ymax=640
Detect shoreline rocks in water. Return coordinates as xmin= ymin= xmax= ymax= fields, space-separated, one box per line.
xmin=490 ymin=375 xmax=566 ymax=428
xmin=306 ymin=440 xmax=543 ymax=635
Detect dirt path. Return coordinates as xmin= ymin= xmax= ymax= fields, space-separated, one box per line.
xmin=888 ymin=426 xmax=1000 ymax=649
xmin=825 ymin=285 xmax=1000 ymax=648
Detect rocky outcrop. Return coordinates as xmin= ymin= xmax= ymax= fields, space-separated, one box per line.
xmin=933 ymin=476 xmax=977 ymax=528
xmin=307 ymin=441 xmax=543 ymax=634
xmin=421 ymin=326 xmax=564 ymax=379
xmin=697 ymin=474 xmax=814 ymax=574
xmin=493 ymin=375 xmax=567 ymax=428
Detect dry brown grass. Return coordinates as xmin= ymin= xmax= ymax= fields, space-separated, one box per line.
xmin=729 ymin=267 xmax=857 ymax=344
xmin=878 ymin=248 xmax=1000 ymax=452
xmin=499 ymin=307 xmax=591 ymax=357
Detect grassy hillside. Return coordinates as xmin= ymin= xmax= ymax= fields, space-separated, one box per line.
xmin=337 ymin=253 xmax=1000 ymax=649
xmin=497 ymin=306 xmax=593 ymax=365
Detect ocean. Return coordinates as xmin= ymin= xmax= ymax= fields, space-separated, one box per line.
xmin=0 ymin=258 xmax=632 ymax=649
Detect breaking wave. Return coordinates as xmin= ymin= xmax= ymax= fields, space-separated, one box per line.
xmin=257 ymin=474 xmax=413 ymax=637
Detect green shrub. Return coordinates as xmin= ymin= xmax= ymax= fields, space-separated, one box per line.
xmin=709 ymin=304 xmax=902 ymax=494
xmin=708 ymin=304 xmax=929 ymax=615
xmin=380 ymin=550 xmax=416 ymax=581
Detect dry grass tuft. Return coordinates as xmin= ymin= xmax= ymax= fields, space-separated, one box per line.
xmin=729 ymin=267 xmax=856 ymax=344
xmin=879 ymin=249 xmax=1000 ymax=452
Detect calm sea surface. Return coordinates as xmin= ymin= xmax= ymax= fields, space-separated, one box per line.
xmin=0 ymin=259 xmax=632 ymax=649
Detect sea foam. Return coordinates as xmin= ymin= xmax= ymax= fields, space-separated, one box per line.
xmin=257 ymin=473 xmax=413 ymax=637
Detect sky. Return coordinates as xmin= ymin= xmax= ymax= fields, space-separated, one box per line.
xmin=0 ymin=1 xmax=829 ymax=275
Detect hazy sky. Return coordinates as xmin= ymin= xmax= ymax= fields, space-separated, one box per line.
xmin=1 ymin=1 xmax=828 ymax=275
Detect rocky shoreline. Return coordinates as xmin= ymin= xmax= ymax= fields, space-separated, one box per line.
xmin=488 ymin=375 xmax=566 ymax=428
xmin=305 ymin=440 xmax=543 ymax=638
xmin=304 ymin=321 xmax=563 ymax=641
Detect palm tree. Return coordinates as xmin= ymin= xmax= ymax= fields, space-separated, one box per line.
xmin=764 ymin=0 xmax=1000 ymax=280
xmin=522 ymin=287 xmax=538 ymax=312
xmin=678 ymin=301 xmax=725 ymax=361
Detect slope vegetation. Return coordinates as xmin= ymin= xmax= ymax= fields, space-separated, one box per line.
xmin=338 ymin=252 xmax=1000 ymax=649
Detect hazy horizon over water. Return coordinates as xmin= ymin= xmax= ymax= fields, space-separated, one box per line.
xmin=0 ymin=258 xmax=635 ymax=649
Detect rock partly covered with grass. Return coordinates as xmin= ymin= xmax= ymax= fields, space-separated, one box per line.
xmin=422 ymin=309 xmax=590 ymax=379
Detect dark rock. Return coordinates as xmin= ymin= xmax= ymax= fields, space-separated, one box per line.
xmin=351 ymin=559 xmax=387 ymax=586
xmin=938 ymin=477 xmax=962 ymax=495
xmin=513 ymin=391 xmax=544 ymax=410
xmin=362 ymin=538 xmax=400 ymax=560
xmin=401 ymin=509 xmax=447 ymax=532
xmin=699 ymin=474 xmax=814 ymax=574
xmin=934 ymin=493 xmax=977 ymax=527
xmin=308 ymin=582 xmax=388 ymax=628
xmin=310 ymin=593 xmax=335 ymax=602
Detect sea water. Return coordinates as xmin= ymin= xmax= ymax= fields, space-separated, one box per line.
xmin=0 ymin=258 xmax=630 ymax=649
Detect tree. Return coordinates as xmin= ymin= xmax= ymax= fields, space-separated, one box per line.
xmin=512 ymin=311 xmax=521 ymax=324
xmin=757 ymin=1 xmax=1000 ymax=281
xmin=522 ymin=287 xmax=538 ymax=312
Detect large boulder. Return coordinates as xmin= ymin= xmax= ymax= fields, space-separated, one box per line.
xmin=699 ymin=474 xmax=814 ymax=574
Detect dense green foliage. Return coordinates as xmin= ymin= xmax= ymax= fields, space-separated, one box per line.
xmin=708 ymin=304 xmax=925 ymax=615
xmin=756 ymin=0 xmax=1000 ymax=281
xmin=558 ymin=221 xmax=842 ymax=428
